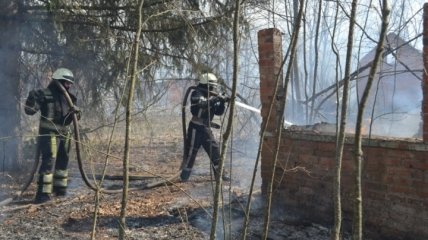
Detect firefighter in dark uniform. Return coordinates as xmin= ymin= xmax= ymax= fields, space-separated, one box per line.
xmin=180 ymin=73 xmax=230 ymax=182
xmin=24 ymin=68 xmax=80 ymax=203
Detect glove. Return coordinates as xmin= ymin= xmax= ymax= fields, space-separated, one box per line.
xmin=208 ymin=96 xmax=221 ymax=105
xmin=69 ymin=105 xmax=79 ymax=113
xmin=68 ymin=106 xmax=81 ymax=120
xmin=24 ymin=90 xmax=42 ymax=115
xmin=218 ymin=94 xmax=231 ymax=103
xmin=27 ymin=90 xmax=43 ymax=103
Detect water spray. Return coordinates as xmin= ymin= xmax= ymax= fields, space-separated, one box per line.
xmin=234 ymin=100 xmax=293 ymax=126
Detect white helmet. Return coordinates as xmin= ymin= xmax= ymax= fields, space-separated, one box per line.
xmin=52 ymin=68 xmax=74 ymax=84
xmin=199 ymin=73 xmax=218 ymax=86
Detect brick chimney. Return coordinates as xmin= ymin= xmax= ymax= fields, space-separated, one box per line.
xmin=258 ymin=28 xmax=284 ymax=191
xmin=258 ymin=28 xmax=283 ymax=135
xmin=423 ymin=3 xmax=428 ymax=141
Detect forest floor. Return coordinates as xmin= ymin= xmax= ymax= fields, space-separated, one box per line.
xmin=0 ymin=132 xmax=344 ymax=240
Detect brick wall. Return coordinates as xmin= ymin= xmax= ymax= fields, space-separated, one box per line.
xmin=258 ymin=28 xmax=428 ymax=240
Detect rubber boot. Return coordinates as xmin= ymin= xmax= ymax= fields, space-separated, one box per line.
xmin=34 ymin=173 xmax=53 ymax=204
xmin=34 ymin=192 xmax=51 ymax=204
xmin=53 ymin=186 xmax=67 ymax=196
xmin=53 ymin=169 xmax=68 ymax=196
xmin=222 ymin=169 xmax=231 ymax=182
xmin=213 ymin=166 xmax=230 ymax=181
xmin=180 ymin=168 xmax=192 ymax=182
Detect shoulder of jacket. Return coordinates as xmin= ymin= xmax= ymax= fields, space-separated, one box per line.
xmin=42 ymin=87 xmax=53 ymax=95
xmin=69 ymin=92 xmax=78 ymax=102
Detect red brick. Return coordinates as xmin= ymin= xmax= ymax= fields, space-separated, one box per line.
xmin=258 ymin=43 xmax=274 ymax=53
xmin=389 ymin=185 xmax=412 ymax=195
xmin=410 ymin=169 xmax=425 ymax=181
xmin=403 ymin=158 xmax=428 ymax=170
xmin=384 ymin=149 xmax=406 ymax=158
xmin=386 ymin=167 xmax=411 ymax=179
xmin=364 ymin=189 xmax=387 ymax=201
xmin=314 ymin=149 xmax=336 ymax=158
xmin=298 ymin=154 xmax=317 ymax=164
xmin=411 ymin=180 xmax=428 ymax=190
xmin=364 ymin=170 xmax=386 ymax=182
xmin=365 ymin=158 xmax=386 ymax=170
xmin=294 ymin=146 xmax=315 ymax=155
xmin=384 ymin=176 xmax=412 ymax=186
xmin=342 ymin=159 xmax=354 ymax=171
xmin=407 ymin=197 xmax=428 ymax=208
xmin=384 ymin=157 xmax=403 ymax=167
xmin=258 ymin=58 xmax=275 ymax=67
xmin=391 ymin=204 xmax=417 ymax=215
xmin=260 ymin=78 xmax=279 ymax=88
xmin=415 ymin=190 xmax=428 ymax=199
xmin=317 ymin=142 xmax=336 ymax=152
xmin=366 ymin=181 xmax=388 ymax=192
xmin=318 ymin=157 xmax=333 ymax=170
xmin=259 ymin=88 xmax=275 ymax=98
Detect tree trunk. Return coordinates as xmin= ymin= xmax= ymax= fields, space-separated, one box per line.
xmin=209 ymin=0 xmax=241 ymax=239
xmin=0 ymin=0 xmax=22 ymax=171
xmin=119 ymin=0 xmax=144 ymax=239
xmin=309 ymin=0 xmax=322 ymax=122
xmin=330 ymin=1 xmax=342 ymax=239
xmin=331 ymin=0 xmax=358 ymax=238
xmin=352 ymin=2 xmax=390 ymax=240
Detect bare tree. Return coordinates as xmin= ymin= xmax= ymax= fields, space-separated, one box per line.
xmin=309 ymin=0 xmax=322 ymax=122
xmin=352 ymin=1 xmax=390 ymax=239
xmin=209 ymin=0 xmax=242 ymax=238
xmin=329 ymin=0 xmax=343 ymax=239
xmin=119 ymin=0 xmax=144 ymax=239
xmin=331 ymin=0 xmax=358 ymax=239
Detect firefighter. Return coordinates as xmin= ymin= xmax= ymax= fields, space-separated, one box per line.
xmin=180 ymin=73 xmax=230 ymax=182
xmin=24 ymin=68 xmax=80 ymax=204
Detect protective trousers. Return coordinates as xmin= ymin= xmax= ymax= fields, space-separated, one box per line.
xmin=181 ymin=122 xmax=220 ymax=181
xmin=37 ymin=128 xmax=71 ymax=196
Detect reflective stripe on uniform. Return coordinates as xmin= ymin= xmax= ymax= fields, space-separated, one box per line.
xmin=54 ymin=178 xmax=68 ymax=187
xmin=54 ymin=169 xmax=68 ymax=178
xmin=65 ymin=131 xmax=71 ymax=152
xmin=42 ymin=183 xmax=53 ymax=193
xmin=50 ymin=133 xmax=57 ymax=158
xmin=41 ymin=173 xmax=53 ymax=193
xmin=42 ymin=173 xmax=53 ymax=183
xmin=54 ymin=169 xmax=68 ymax=187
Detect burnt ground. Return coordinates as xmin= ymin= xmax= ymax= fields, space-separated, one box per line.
xmin=0 ymin=136 xmax=341 ymax=240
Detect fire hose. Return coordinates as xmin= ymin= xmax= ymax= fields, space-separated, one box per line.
xmin=0 ymin=82 xmax=267 ymax=207
xmin=0 ymin=82 xmax=181 ymax=207
xmin=54 ymin=80 xmax=180 ymax=193
xmin=180 ymin=86 xmax=197 ymax=169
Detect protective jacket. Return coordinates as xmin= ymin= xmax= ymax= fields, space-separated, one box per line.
xmin=25 ymin=81 xmax=78 ymax=133
xmin=180 ymin=84 xmax=227 ymax=181
xmin=190 ymin=84 xmax=225 ymax=125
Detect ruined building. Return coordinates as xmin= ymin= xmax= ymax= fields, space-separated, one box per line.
xmin=258 ymin=7 xmax=428 ymax=239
